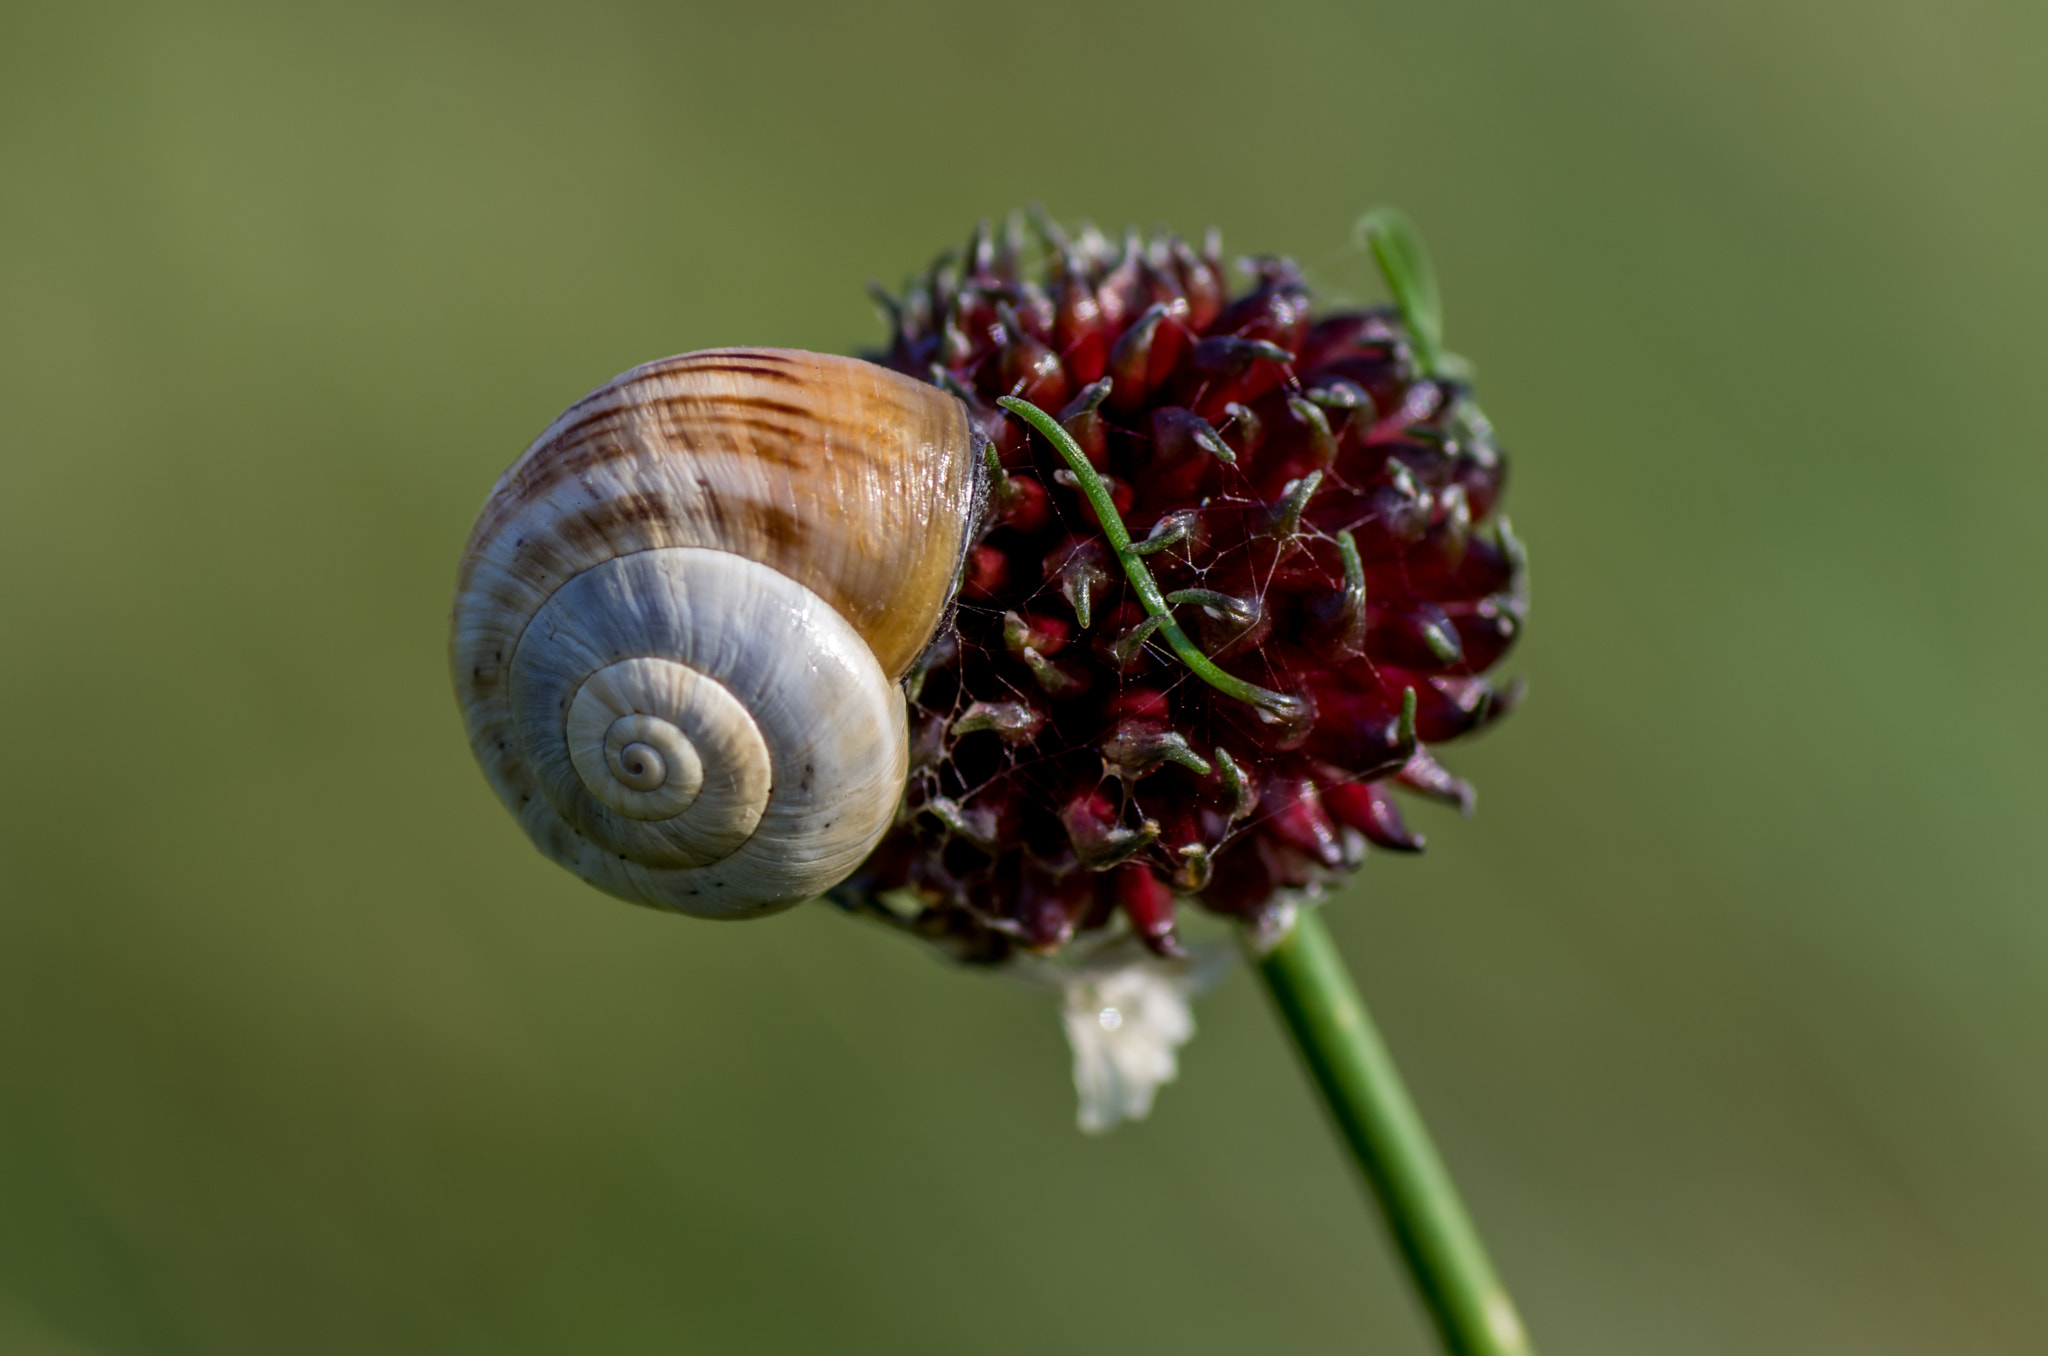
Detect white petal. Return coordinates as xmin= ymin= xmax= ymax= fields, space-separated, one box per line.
xmin=996 ymin=933 xmax=1236 ymax=1133
xmin=1060 ymin=960 xmax=1199 ymax=1133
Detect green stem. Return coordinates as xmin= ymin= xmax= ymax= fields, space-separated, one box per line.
xmin=1254 ymin=908 xmax=1536 ymax=1356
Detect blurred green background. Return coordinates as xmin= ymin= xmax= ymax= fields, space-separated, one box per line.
xmin=3 ymin=0 xmax=2044 ymax=1351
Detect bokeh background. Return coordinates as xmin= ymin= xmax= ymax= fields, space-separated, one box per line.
xmin=4 ymin=1 xmax=2044 ymax=1351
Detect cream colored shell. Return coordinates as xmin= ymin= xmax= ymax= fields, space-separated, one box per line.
xmin=452 ymin=348 xmax=979 ymax=917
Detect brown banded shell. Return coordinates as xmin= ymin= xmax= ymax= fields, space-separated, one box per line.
xmin=452 ymin=348 xmax=981 ymax=917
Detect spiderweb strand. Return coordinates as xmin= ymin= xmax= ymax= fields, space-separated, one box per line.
xmin=995 ymin=395 xmax=1309 ymax=724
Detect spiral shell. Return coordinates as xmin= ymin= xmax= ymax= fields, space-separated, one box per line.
xmin=453 ymin=348 xmax=980 ymax=918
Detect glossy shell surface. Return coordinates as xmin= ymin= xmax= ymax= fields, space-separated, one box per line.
xmin=453 ymin=348 xmax=979 ymax=916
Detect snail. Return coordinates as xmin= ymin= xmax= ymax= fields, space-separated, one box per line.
xmin=452 ymin=348 xmax=981 ymax=918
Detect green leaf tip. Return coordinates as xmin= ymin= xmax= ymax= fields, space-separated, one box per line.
xmin=1356 ymin=206 xmax=1445 ymax=376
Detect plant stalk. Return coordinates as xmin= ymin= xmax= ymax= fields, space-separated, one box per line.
xmin=1254 ymin=908 xmax=1535 ymax=1356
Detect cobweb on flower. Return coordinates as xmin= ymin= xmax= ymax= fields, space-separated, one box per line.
xmin=895 ymin=416 xmax=1423 ymax=915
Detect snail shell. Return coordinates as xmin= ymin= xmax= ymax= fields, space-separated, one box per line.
xmin=452 ymin=348 xmax=980 ymax=918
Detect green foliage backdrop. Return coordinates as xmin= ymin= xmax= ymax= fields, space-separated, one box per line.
xmin=3 ymin=1 xmax=2044 ymax=1351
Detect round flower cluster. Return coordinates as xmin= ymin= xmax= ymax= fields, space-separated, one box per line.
xmin=836 ymin=214 xmax=1525 ymax=963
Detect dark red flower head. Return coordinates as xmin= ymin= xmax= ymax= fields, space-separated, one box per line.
xmin=835 ymin=212 xmax=1525 ymax=962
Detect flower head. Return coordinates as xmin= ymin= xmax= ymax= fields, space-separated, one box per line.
xmin=836 ymin=210 xmax=1525 ymax=972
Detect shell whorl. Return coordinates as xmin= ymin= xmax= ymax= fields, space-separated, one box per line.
xmin=453 ymin=349 xmax=979 ymax=917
